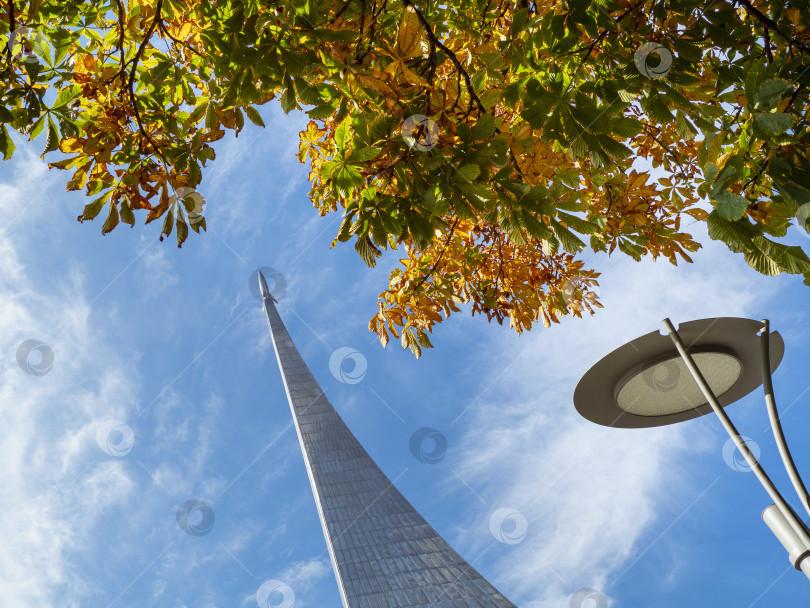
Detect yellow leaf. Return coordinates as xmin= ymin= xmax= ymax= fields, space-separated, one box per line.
xmin=397 ymin=6 xmax=426 ymax=59
xmin=400 ymin=62 xmax=432 ymax=88
xmin=353 ymin=73 xmax=396 ymax=97
xmin=684 ymin=208 xmax=709 ymax=220
xmin=59 ymin=138 xmax=83 ymax=153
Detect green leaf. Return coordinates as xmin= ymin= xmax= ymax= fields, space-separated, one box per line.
xmin=161 ymin=209 xmax=175 ymax=239
xmin=51 ymin=85 xmax=82 ymax=110
xmin=618 ymin=238 xmax=646 ymax=260
xmin=335 ymin=120 xmax=350 ymax=151
xmin=176 ymin=215 xmax=189 ymax=248
xmin=355 ymin=236 xmax=381 ymax=267
xmin=120 ymin=198 xmax=136 ymax=226
xmin=205 ymin=103 xmax=218 ymax=129
xmin=557 ymin=211 xmax=597 ymax=234
xmin=78 ymin=193 xmax=110 ymax=222
xmin=753 ymin=78 xmax=792 ymax=110
xmin=347 ymin=146 xmax=381 ymax=163
xmin=455 ymin=164 xmax=480 ymax=183
xmin=186 ymin=101 xmax=209 ymax=126
xmin=307 ymin=104 xmax=336 ymax=119
xmin=705 ymin=211 xmax=760 ymax=253
xmin=27 ymin=115 xmax=46 ymax=141
xmin=332 ymin=162 xmax=363 ymax=191
xmin=754 ymin=237 xmax=810 ymax=274
xmin=294 ymin=77 xmax=321 ymax=105
xmin=101 ymin=201 xmax=119 ymax=235
xmin=42 ymin=117 xmax=59 ymax=156
xmin=510 ymin=7 xmax=530 ymax=37
xmin=714 ymin=190 xmax=749 ymax=220
xmin=639 ymin=94 xmax=674 ymax=123
xmin=245 ymin=106 xmax=265 ymax=127
xmin=470 ymin=114 xmax=496 ymax=141
xmin=745 ymin=248 xmax=782 ymax=275
xmin=409 ymin=333 xmax=422 ymax=358
xmin=754 ymin=113 xmax=792 ymax=135
xmin=416 ymin=329 xmax=433 ymax=348
xmin=550 ymin=218 xmax=585 ymax=253
xmin=280 ymin=74 xmax=297 ymax=113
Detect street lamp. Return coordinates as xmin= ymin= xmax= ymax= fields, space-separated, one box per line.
xmin=573 ymin=317 xmax=810 ymax=580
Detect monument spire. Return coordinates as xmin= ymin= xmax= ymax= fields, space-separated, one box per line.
xmin=259 ymin=273 xmax=518 ymax=607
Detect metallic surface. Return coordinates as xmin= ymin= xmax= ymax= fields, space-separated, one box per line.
xmin=573 ymin=317 xmax=785 ymax=429
xmin=260 ymin=275 xmax=518 ymax=607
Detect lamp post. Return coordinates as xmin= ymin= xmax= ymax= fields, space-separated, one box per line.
xmin=573 ymin=317 xmax=810 ymax=580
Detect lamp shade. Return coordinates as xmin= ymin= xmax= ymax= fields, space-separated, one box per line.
xmin=573 ymin=317 xmax=784 ymax=428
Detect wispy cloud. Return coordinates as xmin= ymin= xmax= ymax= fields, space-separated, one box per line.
xmin=449 ymin=228 xmax=779 ymax=606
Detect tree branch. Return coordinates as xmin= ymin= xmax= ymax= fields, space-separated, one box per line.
xmin=412 ymin=217 xmax=460 ymax=291
xmin=127 ymin=0 xmax=166 ymax=162
xmin=735 ymin=0 xmax=810 ymax=55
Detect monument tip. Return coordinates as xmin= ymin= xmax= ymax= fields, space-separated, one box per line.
xmin=257 ymin=271 xmax=277 ymax=303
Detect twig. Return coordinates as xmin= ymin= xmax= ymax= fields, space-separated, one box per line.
xmin=412 ymin=217 xmax=460 ymax=291
xmin=735 ymin=0 xmax=810 ymax=55
xmin=127 ymin=0 xmax=166 ymax=162
xmin=402 ymin=0 xmax=487 ymax=116
xmin=115 ymin=0 xmax=127 ymax=88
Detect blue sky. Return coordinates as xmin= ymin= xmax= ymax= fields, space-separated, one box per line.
xmin=1 ymin=99 xmax=810 ymax=608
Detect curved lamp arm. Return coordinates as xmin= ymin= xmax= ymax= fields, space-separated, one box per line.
xmin=760 ymin=319 xmax=810 ymax=518
xmin=662 ymin=318 xmax=810 ymax=554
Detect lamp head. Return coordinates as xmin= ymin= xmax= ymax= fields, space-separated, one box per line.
xmin=573 ymin=317 xmax=784 ymax=428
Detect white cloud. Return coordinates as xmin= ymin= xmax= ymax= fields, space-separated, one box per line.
xmin=0 ymin=150 xmax=141 ymax=607
xmin=451 ymin=228 xmax=780 ymax=607
xmin=242 ymin=557 xmax=332 ymax=608
xmin=135 ymin=235 xmax=180 ymax=298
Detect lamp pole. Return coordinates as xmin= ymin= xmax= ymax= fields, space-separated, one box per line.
xmin=662 ymin=317 xmax=810 ymax=577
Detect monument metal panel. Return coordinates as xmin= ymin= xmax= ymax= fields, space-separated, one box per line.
xmin=259 ymin=273 xmax=517 ymax=607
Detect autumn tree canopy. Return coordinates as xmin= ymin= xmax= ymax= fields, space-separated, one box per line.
xmin=1 ymin=0 xmax=809 ymax=356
